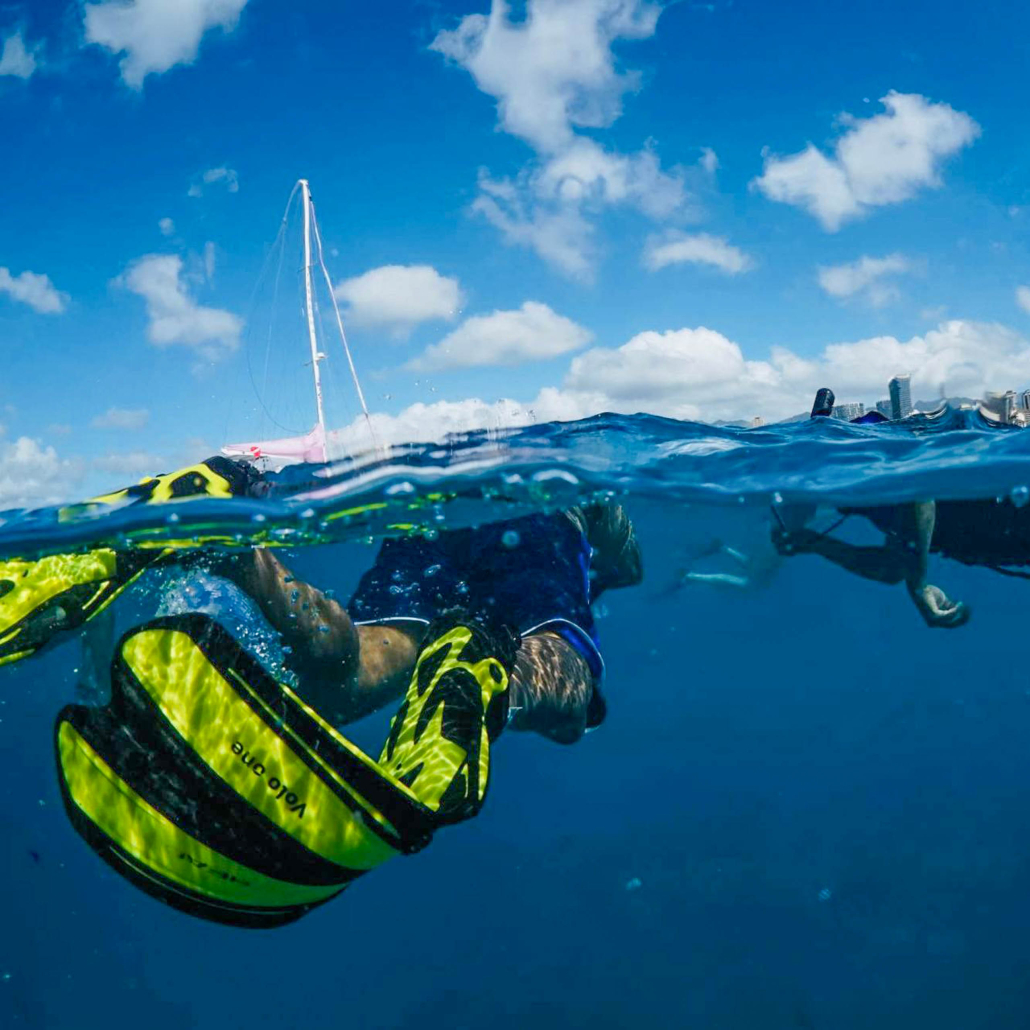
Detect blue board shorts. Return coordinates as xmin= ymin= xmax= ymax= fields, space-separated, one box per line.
xmin=347 ymin=512 xmax=607 ymax=728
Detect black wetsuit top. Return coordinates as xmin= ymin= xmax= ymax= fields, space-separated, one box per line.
xmin=843 ymin=498 xmax=1030 ymax=568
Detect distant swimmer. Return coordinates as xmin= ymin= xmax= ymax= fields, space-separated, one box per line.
xmin=770 ymin=389 xmax=1030 ymax=629
xmin=773 ymin=497 xmax=970 ymax=629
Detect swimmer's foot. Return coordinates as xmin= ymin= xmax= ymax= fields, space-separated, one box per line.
xmin=910 ymin=584 xmax=970 ymax=629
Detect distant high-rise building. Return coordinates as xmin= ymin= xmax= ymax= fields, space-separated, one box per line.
xmin=1020 ymin=389 xmax=1030 ymax=411
xmin=889 ymin=375 xmax=912 ymax=420
xmin=832 ymin=402 xmax=865 ymax=422
xmin=876 ymin=399 xmax=892 ymax=418
xmin=983 ymin=391 xmax=1018 ymax=423
xmin=1004 ymin=391 xmax=1018 ymax=422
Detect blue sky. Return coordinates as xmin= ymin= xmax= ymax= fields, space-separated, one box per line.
xmin=1 ymin=0 xmax=1029 ymax=504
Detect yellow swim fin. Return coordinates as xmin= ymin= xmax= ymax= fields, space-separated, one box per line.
xmin=379 ymin=614 xmax=517 ymax=824
xmin=0 ymin=549 xmax=161 ymax=668
xmin=56 ymin=612 xmax=517 ymax=927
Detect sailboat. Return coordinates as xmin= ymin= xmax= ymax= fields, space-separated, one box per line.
xmin=222 ymin=179 xmax=377 ymax=467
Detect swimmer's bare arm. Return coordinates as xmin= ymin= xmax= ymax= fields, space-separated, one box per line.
xmin=229 ymin=550 xmax=420 ymax=723
xmin=773 ymin=527 xmax=913 ymax=584
xmin=903 ymin=500 xmax=968 ymax=628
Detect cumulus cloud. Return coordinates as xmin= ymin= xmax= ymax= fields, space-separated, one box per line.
xmin=1017 ymin=286 xmax=1030 ymax=315
xmin=120 ymin=253 xmax=242 ymax=361
xmin=644 ymin=232 xmax=753 ymax=274
xmin=312 ymin=318 xmax=1030 ymax=450
xmin=564 ymin=319 xmax=1030 ymax=422
xmin=159 ymin=216 xmax=175 ymax=236
xmin=753 ymin=92 xmax=980 ymax=231
xmin=327 ymin=386 xmax=605 ymax=453
xmin=0 ymin=436 xmax=81 ymax=510
xmin=84 ymin=0 xmax=249 ymax=89
xmin=335 ymin=265 xmax=463 ymax=336
xmin=0 ymin=30 xmax=38 ymax=78
xmin=432 ymin=0 xmax=685 ymax=279
xmin=409 ymin=301 xmax=592 ymax=370
xmin=0 ymin=267 xmax=68 ymax=314
xmin=91 ymin=407 xmax=150 ymax=430
xmin=188 ymin=166 xmax=239 ymax=197
xmin=817 ymin=253 xmax=913 ymax=306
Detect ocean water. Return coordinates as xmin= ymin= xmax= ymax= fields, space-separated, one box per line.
xmin=3 ymin=410 xmax=1030 ymax=1029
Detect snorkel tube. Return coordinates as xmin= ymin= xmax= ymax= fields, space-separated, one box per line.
xmin=810 ymin=388 xmax=835 ymax=418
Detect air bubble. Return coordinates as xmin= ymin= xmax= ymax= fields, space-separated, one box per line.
xmin=772 ymin=492 xmax=783 ymax=506
xmin=817 ymin=887 xmax=832 ymax=902
xmin=625 ymin=877 xmax=642 ymax=892
xmin=166 ymin=512 xmax=180 ymax=524
xmin=1011 ymin=485 xmax=1030 ymax=508
xmin=501 ymin=530 xmax=520 ymax=549
xmin=252 ymin=513 xmax=267 ymax=524
xmin=424 ymin=564 xmax=442 ymax=578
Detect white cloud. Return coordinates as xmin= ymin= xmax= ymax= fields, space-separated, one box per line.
xmin=564 ymin=319 xmax=1030 ymax=421
xmin=327 ymin=386 xmax=605 ymax=453
xmin=699 ymin=147 xmax=719 ymax=175
xmin=644 ymin=232 xmax=753 ymax=274
xmin=335 ymin=265 xmax=463 ymax=336
xmin=1017 ymin=286 xmax=1030 ymax=315
xmin=91 ymin=407 xmax=150 ymax=430
xmin=159 ymin=216 xmax=175 ymax=236
xmin=0 ymin=437 xmax=81 ymax=510
xmin=313 ymin=318 xmax=1030 ymax=449
xmin=472 ymin=174 xmax=596 ymax=280
xmin=753 ymin=92 xmax=980 ymax=231
xmin=0 ymin=267 xmax=68 ymax=314
xmin=120 ymin=253 xmax=241 ymax=361
xmin=431 ymin=0 xmax=685 ymax=279
xmin=409 ymin=301 xmax=592 ymax=371
xmin=0 ymin=30 xmax=37 ymax=78
xmin=84 ymin=0 xmax=249 ymax=89
xmin=188 ymin=165 xmax=239 ymax=197
xmin=817 ymin=253 xmax=913 ymax=306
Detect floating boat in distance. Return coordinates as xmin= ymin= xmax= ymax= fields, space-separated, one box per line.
xmin=222 ymin=179 xmax=377 ymax=467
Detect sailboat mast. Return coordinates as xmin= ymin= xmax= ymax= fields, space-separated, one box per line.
xmin=300 ymin=179 xmax=327 ymax=460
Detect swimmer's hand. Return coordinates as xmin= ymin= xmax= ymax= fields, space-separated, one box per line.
xmin=909 ymin=583 xmax=971 ymax=629
xmin=771 ymin=527 xmax=822 ymax=555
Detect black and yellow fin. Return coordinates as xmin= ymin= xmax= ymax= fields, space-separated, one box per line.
xmin=55 ymin=613 xmax=515 ymax=928
xmin=379 ymin=614 xmax=517 ymax=825
xmin=0 ymin=549 xmax=161 ymax=668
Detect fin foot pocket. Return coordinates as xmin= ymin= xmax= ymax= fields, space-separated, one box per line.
xmin=379 ymin=612 xmax=518 ymax=825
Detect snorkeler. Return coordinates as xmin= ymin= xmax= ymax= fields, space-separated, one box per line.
xmin=2 ymin=456 xmax=642 ymax=926
xmin=773 ymin=498 xmax=970 ymax=629
xmin=218 ymin=500 xmax=643 ymax=745
xmin=770 ymin=389 xmax=1009 ymax=629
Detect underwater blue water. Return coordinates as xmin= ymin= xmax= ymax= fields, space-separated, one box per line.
xmin=3 ymin=411 xmax=1030 ymax=1028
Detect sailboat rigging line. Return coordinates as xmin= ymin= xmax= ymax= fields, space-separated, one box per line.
xmin=240 ymin=183 xmax=306 ymax=436
xmin=300 ymin=180 xmax=328 ymax=464
xmin=262 ymin=184 xmax=298 ymax=410
xmin=310 ymin=198 xmax=380 ymax=453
